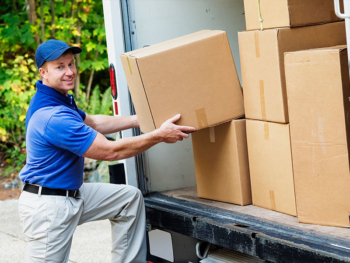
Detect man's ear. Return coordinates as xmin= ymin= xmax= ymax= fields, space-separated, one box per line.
xmin=39 ymin=67 xmax=47 ymax=80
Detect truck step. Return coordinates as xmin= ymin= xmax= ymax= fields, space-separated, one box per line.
xmin=200 ymin=248 xmax=265 ymax=263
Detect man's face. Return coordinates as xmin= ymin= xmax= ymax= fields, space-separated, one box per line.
xmin=39 ymin=52 xmax=76 ymax=96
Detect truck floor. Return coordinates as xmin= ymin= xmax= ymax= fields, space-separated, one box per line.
xmin=145 ymin=187 xmax=350 ymax=263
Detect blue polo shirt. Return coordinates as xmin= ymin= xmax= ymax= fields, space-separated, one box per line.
xmin=19 ymin=81 xmax=98 ymax=190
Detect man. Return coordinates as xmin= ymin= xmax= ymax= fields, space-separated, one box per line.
xmin=18 ymin=39 xmax=195 ymax=263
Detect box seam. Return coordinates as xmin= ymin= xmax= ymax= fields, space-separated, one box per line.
xmin=135 ymin=59 xmax=156 ymax=130
xmin=287 ymin=124 xmax=298 ymax=217
xmin=276 ymin=29 xmax=289 ymax=123
xmin=233 ymin=122 xmax=244 ymax=205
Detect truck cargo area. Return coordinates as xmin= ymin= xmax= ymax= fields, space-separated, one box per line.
xmin=103 ymin=0 xmax=350 ymax=261
xmin=145 ymin=187 xmax=350 ymax=263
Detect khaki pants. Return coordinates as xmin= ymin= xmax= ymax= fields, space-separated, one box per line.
xmin=18 ymin=183 xmax=146 ymax=263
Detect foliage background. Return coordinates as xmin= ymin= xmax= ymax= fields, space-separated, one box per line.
xmin=0 ymin=0 xmax=111 ymax=176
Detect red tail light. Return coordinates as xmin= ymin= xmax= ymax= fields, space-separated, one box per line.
xmin=114 ymin=101 xmax=119 ymax=115
xmin=110 ymin=63 xmax=117 ymax=100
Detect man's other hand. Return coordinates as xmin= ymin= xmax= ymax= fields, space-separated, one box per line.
xmin=156 ymin=114 xmax=196 ymax=144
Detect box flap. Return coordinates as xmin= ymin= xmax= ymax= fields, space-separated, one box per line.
xmin=125 ymin=30 xmax=218 ymax=58
xmin=285 ymin=45 xmax=347 ymax=56
xmin=120 ymin=54 xmax=155 ymax=133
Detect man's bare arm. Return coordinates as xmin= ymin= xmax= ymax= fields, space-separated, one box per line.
xmin=84 ymin=114 xmax=139 ymax=135
xmin=83 ymin=114 xmax=195 ymax=161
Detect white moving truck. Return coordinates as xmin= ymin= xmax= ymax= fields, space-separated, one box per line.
xmin=103 ymin=1 xmax=350 ymax=262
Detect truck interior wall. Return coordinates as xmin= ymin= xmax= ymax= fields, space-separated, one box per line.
xmin=130 ymin=0 xmax=246 ymax=192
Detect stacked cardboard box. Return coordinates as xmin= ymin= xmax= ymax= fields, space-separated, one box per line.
xmin=285 ymin=46 xmax=350 ymax=227
xmin=243 ymin=0 xmax=342 ymax=31
xmin=120 ymin=30 xmax=244 ymax=134
xmin=192 ymin=120 xmax=251 ymax=206
xmin=239 ymin=22 xmax=346 ymax=123
xmin=246 ymin=120 xmax=296 ymax=215
xmin=239 ymin=1 xmax=346 ymax=216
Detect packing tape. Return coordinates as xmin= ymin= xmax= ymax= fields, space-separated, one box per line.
xmin=269 ymin=190 xmax=276 ymax=211
xmin=196 ymin=108 xmax=209 ymax=129
xmin=264 ymin=122 xmax=269 ymax=140
xmin=260 ymin=80 xmax=266 ymax=120
xmin=254 ymin=32 xmax=260 ymax=58
xmin=209 ymin=127 xmax=215 ymax=143
xmin=127 ymin=57 xmax=133 ymax=75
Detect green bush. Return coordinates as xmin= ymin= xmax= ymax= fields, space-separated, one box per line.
xmin=0 ymin=0 xmax=112 ymax=176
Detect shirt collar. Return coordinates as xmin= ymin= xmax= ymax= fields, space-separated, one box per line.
xmin=36 ymin=80 xmax=74 ymax=106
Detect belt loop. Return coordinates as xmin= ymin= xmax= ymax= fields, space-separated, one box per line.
xmin=38 ymin=186 xmax=42 ymax=197
xmin=66 ymin=190 xmax=69 ymax=198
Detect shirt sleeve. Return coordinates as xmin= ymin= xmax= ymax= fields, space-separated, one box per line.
xmin=43 ymin=108 xmax=97 ymax=156
xmin=78 ymin=109 xmax=86 ymax=121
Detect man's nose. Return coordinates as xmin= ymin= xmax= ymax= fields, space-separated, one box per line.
xmin=65 ymin=67 xmax=74 ymax=75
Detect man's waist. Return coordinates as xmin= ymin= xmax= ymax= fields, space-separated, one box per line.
xmin=23 ymin=183 xmax=79 ymax=198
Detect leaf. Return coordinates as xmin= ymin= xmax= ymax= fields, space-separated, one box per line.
xmin=72 ymin=28 xmax=81 ymax=36
xmin=100 ymin=88 xmax=112 ymax=115
xmin=19 ymin=24 xmax=35 ymax=44
xmin=86 ymin=42 xmax=96 ymax=52
xmin=79 ymin=13 xmax=88 ymax=23
xmin=92 ymin=61 xmax=106 ymax=71
xmin=89 ymin=85 xmax=100 ymax=115
xmin=19 ymin=115 xmax=26 ymax=122
xmin=82 ymin=29 xmax=92 ymax=38
xmin=80 ymin=60 xmax=92 ymax=71
xmin=0 ymin=127 xmax=7 ymax=136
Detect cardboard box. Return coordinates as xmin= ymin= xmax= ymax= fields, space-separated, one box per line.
xmin=285 ymin=46 xmax=350 ymax=227
xmin=244 ymin=0 xmax=342 ymax=31
xmin=246 ymin=120 xmax=296 ymax=216
xmin=238 ymin=21 xmax=346 ymax=124
xmin=192 ymin=120 xmax=251 ymax=205
xmin=121 ymin=30 xmax=244 ymax=134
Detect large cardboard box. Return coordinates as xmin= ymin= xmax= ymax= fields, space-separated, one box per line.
xmin=238 ymin=21 xmax=346 ymax=124
xmin=244 ymin=0 xmax=342 ymax=31
xmin=285 ymin=46 xmax=350 ymax=227
xmin=192 ymin=120 xmax=251 ymax=205
xmin=120 ymin=30 xmax=244 ymax=134
xmin=246 ymin=120 xmax=296 ymax=216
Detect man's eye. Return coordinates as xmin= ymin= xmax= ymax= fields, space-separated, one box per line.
xmin=69 ymin=63 xmax=75 ymax=66
xmin=57 ymin=66 xmax=62 ymax=69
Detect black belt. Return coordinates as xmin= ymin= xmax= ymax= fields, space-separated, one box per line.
xmin=23 ymin=184 xmax=79 ymax=198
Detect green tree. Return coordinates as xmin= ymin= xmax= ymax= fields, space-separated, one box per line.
xmin=0 ymin=0 xmax=112 ymax=175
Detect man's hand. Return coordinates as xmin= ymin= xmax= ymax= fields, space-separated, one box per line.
xmin=156 ymin=114 xmax=196 ymax=143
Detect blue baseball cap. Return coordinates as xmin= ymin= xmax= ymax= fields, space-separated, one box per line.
xmin=35 ymin=39 xmax=82 ymax=68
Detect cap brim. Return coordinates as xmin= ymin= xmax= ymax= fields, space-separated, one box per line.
xmin=45 ymin=46 xmax=82 ymax=62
